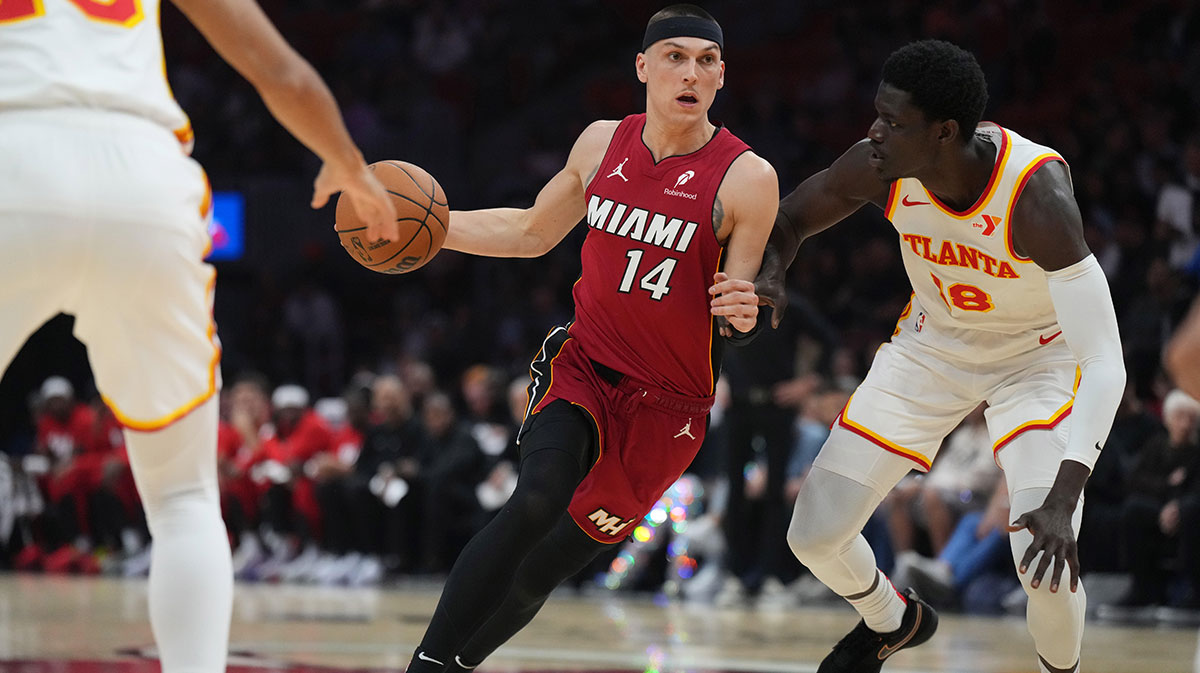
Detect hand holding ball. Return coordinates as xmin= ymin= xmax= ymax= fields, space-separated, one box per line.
xmin=335 ymin=160 xmax=448 ymax=274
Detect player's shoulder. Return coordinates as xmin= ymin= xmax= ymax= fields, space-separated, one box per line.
xmin=727 ymin=150 xmax=777 ymax=184
xmin=576 ymin=120 xmax=622 ymax=149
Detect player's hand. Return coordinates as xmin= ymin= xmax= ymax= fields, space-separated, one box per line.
xmin=755 ymin=246 xmax=788 ymax=328
xmin=311 ymin=161 xmax=398 ymax=242
xmin=1007 ymin=500 xmax=1080 ymax=593
xmin=710 ymin=272 xmax=758 ymax=335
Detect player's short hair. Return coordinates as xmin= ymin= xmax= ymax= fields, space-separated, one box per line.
xmin=648 ymin=3 xmax=717 ymax=25
xmin=882 ymin=40 xmax=988 ymax=140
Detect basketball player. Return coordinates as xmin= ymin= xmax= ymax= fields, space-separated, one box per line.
xmin=757 ymin=41 xmax=1125 ymax=673
xmin=403 ymin=5 xmax=776 ymax=672
xmin=0 ymin=0 xmax=397 ymax=670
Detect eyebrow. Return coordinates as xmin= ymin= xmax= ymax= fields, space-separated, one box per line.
xmin=662 ymin=40 xmax=720 ymax=53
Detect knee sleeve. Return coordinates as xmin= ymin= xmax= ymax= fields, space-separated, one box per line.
xmin=1009 ymin=487 xmax=1085 ymax=669
xmin=787 ymin=466 xmax=884 ymax=563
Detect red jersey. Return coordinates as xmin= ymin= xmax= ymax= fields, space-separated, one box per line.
xmin=570 ymin=114 xmax=749 ymax=397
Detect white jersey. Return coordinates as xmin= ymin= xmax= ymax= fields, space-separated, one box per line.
xmin=0 ymin=0 xmax=192 ymax=151
xmin=884 ymin=123 xmax=1068 ymax=343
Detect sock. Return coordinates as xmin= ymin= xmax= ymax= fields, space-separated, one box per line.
xmin=1039 ymin=656 xmax=1078 ymax=673
xmin=448 ymin=655 xmax=477 ymax=671
xmin=847 ymin=569 xmax=906 ymax=633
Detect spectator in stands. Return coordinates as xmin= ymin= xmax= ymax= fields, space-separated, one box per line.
xmin=885 ymin=405 xmax=994 ymax=556
xmin=416 ymin=391 xmax=483 ymax=574
xmin=1117 ymin=389 xmax=1200 ymax=608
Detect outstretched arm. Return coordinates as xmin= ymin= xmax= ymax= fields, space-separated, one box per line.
xmin=170 ymin=0 xmax=397 ymax=241
xmin=1006 ymin=161 xmax=1126 ymax=593
xmin=759 ymin=141 xmax=890 ymax=327
xmin=444 ymin=121 xmax=617 ymax=258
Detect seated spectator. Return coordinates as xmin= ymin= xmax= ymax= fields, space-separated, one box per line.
xmin=17 ymin=377 xmax=103 ymax=574
xmin=352 ymin=375 xmax=426 ymax=575
xmin=885 ymin=404 xmax=994 ymax=557
xmin=892 ymin=475 xmax=1010 ymax=611
xmin=221 ymin=374 xmax=274 ymax=578
xmin=1116 ymin=388 xmax=1200 ymax=609
xmin=417 ymin=391 xmax=483 ymax=574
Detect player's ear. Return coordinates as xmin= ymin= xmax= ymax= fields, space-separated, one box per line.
xmin=937 ymin=119 xmax=959 ymax=145
xmin=717 ymin=61 xmax=725 ymax=90
xmin=635 ymin=52 xmax=648 ymax=84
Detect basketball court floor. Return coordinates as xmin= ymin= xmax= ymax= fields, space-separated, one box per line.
xmin=0 ymin=575 xmax=1195 ymax=673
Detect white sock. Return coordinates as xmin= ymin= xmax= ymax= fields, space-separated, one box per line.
xmin=847 ymin=570 xmax=906 ymax=633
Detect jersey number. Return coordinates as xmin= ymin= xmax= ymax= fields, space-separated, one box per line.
xmin=930 ymin=273 xmax=994 ymax=312
xmin=1 ymin=0 xmax=143 ymax=26
xmin=619 ymin=249 xmax=677 ymax=301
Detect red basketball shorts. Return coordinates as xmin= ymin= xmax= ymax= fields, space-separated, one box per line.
xmin=522 ymin=327 xmax=714 ymax=543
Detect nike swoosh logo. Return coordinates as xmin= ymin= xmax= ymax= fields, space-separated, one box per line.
xmin=417 ymin=652 xmax=445 ymax=666
xmin=1095 ymin=441 xmax=1103 ymax=452
xmin=878 ymin=603 xmax=922 ymax=659
xmin=902 ymin=195 xmax=930 ymax=207
xmin=1038 ymin=331 xmax=1063 ymax=345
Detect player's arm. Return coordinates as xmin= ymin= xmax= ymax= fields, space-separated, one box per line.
xmin=444 ymin=121 xmax=618 ymax=258
xmin=169 ymin=0 xmax=396 ymax=241
xmin=708 ymin=152 xmax=779 ymax=334
xmin=1166 ymin=296 xmax=1200 ymax=399
xmin=1005 ymin=161 xmax=1126 ymax=593
xmin=759 ymin=141 xmax=891 ymax=327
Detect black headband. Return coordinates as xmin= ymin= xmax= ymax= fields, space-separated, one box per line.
xmin=641 ymin=16 xmax=724 ymax=54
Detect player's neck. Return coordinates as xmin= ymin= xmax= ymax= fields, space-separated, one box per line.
xmin=920 ymin=135 xmax=997 ymax=212
xmin=641 ymin=116 xmax=717 ymax=163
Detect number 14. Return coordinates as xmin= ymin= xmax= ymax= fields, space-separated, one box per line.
xmin=618 ymin=249 xmax=677 ymax=301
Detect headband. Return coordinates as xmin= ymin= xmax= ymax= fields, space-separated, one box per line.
xmin=641 ymin=16 xmax=724 ymax=54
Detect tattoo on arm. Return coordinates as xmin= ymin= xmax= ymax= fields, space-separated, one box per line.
xmin=713 ymin=195 xmax=725 ymax=241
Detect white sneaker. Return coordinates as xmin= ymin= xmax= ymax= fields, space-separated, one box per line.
xmin=756 ymin=576 xmax=796 ymax=609
xmin=278 ymin=544 xmax=321 ymax=583
xmin=714 ymin=576 xmax=747 ymax=608
xmin=348 ymin=555 xmax=384 ymax=586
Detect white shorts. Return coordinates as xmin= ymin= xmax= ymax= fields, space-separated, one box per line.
xmin=816 ymin=317 xmax=1077 ymax=490
xmin=0 ymin=108 xmax=219 ymax=430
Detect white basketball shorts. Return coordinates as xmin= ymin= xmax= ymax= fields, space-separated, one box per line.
xmin=0 ymin=107 xmax=219 ymax=430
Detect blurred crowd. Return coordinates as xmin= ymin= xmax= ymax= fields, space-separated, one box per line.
xmin=1 ymin=0 xmax=1199 ymax=624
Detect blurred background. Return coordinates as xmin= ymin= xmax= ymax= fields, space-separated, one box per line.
xmin=1 ymin=0 xmax=1198 ymax=622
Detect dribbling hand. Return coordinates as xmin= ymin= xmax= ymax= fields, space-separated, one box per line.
xmin=311 ymin=161 xmax=398 ymax=242
xmin=710 ymin=272 xmax=759 ymax=336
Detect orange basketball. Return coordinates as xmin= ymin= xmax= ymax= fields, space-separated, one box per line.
xmin=335 ymin=160 xmax=448 ymax=274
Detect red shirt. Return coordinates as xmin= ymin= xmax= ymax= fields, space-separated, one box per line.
xmin=571 ymin=114 xmax=749 ymax=397
xmin=36 ymin=404 xmax=95 ymax=462
xmin=260 ymin=410 xmax=333 ymax=465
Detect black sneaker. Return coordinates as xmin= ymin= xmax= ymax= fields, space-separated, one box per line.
xmin=817 ymin=588 xmax=939 ymax=673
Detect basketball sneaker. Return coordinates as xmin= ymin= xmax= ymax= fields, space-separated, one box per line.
xmin=817 ymin=588 xmax=938 ymax=673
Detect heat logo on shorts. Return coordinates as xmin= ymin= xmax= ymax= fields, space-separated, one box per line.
xmin=586 ymin=508 xmax=636 ymax=537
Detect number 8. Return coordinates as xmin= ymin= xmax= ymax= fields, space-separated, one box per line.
xmin=1 ymin=0 xmax=143 ymax=26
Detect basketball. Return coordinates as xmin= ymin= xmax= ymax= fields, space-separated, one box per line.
xmin=335 ymin=160 xmax=448 ymax=274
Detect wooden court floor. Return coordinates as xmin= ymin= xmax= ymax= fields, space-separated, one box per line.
xmin=0 ymin=575 xmax=1195 ymax=673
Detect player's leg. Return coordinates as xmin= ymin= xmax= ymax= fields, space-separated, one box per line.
xmin=65 ymin=125 xmax=230 ymax=673
xmin=1000 ymin=429 xmax=1086 ymax=673
xmin=123 ymin=398 xmax=231 ymax=673
xmin=450 ymin=514 xmax=609 ymax=669
xmin=788 ymin=432 xmax=917 ymax=627
xmin=405 ymin=400 xmax=595 ymax=671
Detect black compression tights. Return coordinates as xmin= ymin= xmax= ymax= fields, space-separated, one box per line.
xmin=407 ymin=411 xmax=609 ymax=671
